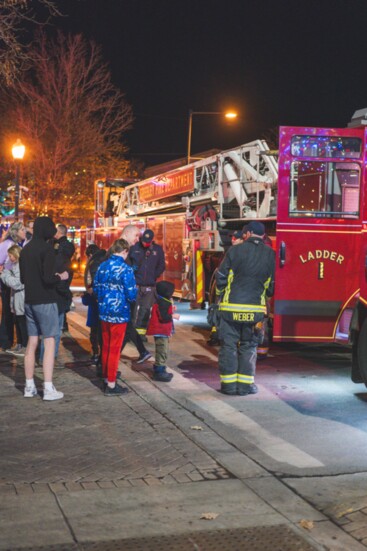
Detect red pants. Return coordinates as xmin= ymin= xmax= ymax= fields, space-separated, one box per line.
xmin=101 ymin=321 xmax=127 ymax=383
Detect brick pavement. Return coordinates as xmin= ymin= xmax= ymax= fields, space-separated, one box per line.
xmin=0 ymin=325 xmax=231 ymax=499
xmin=1 ymin=315 xmax=366 ymax=551
xmin=321 ymin=500 xmax=367 ymax=547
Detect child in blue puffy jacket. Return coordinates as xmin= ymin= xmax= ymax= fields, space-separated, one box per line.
xmin=93 ymin=239 xmax=137 ymax=396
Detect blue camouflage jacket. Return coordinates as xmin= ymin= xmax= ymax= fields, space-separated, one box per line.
xmin=93 ymin=254 xmax=137 ymax=323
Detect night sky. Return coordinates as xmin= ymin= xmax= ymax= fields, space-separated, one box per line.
xmin=59 ymin=0 xmax=367 ymax=167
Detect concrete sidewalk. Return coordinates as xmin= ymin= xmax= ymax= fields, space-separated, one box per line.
xmin=0 ymin=312 xmax=365 ymax=551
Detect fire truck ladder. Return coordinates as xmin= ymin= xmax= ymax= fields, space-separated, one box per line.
xmin=115 ymin=140 xmax=278 ymax=221
xmin=217 ymin=140 xmax=278 ymax=221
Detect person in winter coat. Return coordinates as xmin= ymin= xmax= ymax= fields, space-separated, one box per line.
xmin=24 ymin=220 xmax=34 ymax=245
xmin=54 ymin=224 xmax=75 ymax=333
xmin=146 ymin=280 xmax=179 ymax=382
xmin=19 ymin=216 xmax=68 ymax=401
xmin=83 ymin=244 xmax=106 ymax=368
xmin=0 ymin=244 xmax=27 ymax=356
xmin=129 ymin=229 xmax=165 ymax=337
xmin=93 ymin=238 xmax=137 ymax=396
xmin=120 ymin=225 xmax=151 ymax=364
xmin=0 ymin=222 xmax=26 ymax=350
xmin=39 ymin=243 xmax=74 ymax=367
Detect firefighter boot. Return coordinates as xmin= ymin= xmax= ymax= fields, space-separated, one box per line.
xmin=153 ymin=365 xmax=173 ymax=382
xmin=237 ymin=383 xmax=258 ymax=396
xmin=220 ymin=383 xmax=237 ymax=395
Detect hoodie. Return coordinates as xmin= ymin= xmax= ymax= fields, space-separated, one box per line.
xmin=147 ymin=280 xmax=175 ymax=337
xmin=19 ymin=216 xmax=61 ymax=305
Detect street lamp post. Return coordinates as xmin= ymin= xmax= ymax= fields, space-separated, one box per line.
xmin=11 ymin=139 xmax=25 ymax=221
xmin=187 ymin=110 xmax=237 ymax=164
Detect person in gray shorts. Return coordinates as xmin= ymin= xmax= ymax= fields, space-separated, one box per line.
xmin=19 ymin=216 xmax=68 ymax=401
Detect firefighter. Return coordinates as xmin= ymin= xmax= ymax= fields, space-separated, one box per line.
xmin=207 ymin=230 xmax=243 ymax=346
xmin=215 ymin=221 xmax=275 ymax=395
xmin=242 ymin=224 xmax=273 ymax=358
xmin=129 ymin=229 xmax=166 ymax=338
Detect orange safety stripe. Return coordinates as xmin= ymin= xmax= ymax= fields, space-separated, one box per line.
xmin=196 ymin=250 xmax=204 ymax=303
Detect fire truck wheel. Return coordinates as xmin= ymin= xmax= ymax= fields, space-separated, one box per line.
xmin=356 ymin=318 xmax=367 ymax=386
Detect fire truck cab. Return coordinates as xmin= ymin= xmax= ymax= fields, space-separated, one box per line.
xmin=274 ymin=125 xmax=366 ymax=384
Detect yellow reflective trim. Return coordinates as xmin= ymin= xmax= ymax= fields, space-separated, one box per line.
xmin=237 ymin=374 xmax=254 ymax=383
xmin=220 ymin=373 xmax=237 ymax=380
xmin=136 ymin=328 xmax=147 ymax=335
xmin=261 ymin=276 xmax=272 ymax=306
xmin=223 ymin=269 xmax=234 ymax=304
xmin=220 ymin=374 xmax=237 ymax=382
xmin=219 ymin=303 xmax=266 ymax=313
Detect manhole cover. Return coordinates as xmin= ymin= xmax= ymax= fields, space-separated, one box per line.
xmin=9 ymin=525 xmax=318 ymax=551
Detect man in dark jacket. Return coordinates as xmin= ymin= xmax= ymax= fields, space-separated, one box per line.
xmin=84 ymin=244 xmax=106 ymax=367
xmin=120 ymin=225 xmax=152 ymax=363
xmin=54 ymin=224 xmax=75 ymax=333
xmin=216 ymin=221 xmax=275 ymax=396
xmin=54 ymin=224 xmax=75 ymax=260
xmin=129 ymin=229 xmax=165 ymax=337
xmin=19 ymin=216 xmax=68 ymax=401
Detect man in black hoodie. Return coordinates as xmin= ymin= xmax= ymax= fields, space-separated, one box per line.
xmin=19 ymin=216 xmax=68 ymax=401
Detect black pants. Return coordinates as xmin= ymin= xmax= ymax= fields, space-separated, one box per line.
xmin=90 ymin=320 xmax=102 ymax=356
xmin=15 ymin=315 xmax=28 ymax=347
xmin=122 ymin=320 xmax=146 ymax=355
xmin=0 ymin=284 xmax=14 ymax=349
xmin=133 ymin=286 xmax=156 ymax=336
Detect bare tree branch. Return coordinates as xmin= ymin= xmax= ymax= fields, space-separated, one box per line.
xmin=3 ymin=31 xmax=133 ymax=214
xmin=0 ymin=0 xmax=60 ymax=83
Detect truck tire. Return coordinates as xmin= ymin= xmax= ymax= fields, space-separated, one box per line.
xmin=356 ymin=318 xmax=367 ymax=386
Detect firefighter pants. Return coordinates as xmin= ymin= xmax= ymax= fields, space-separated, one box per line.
xmin=218 ymin=317 xmax=261 ymax=393
xmin=133 ymin=287 xmax=157 ymax=336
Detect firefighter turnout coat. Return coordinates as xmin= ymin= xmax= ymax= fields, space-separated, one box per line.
xmin=216 ymin=236 xmax=275 ymax=324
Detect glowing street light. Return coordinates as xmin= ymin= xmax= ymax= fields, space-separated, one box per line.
xmin=187 ymin=110 xmax=238 ymax=164
xmin=12 ymin=139 xmax=26 ymax=221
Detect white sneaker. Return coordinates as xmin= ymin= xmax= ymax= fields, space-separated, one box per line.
xmin=6 ymin=344 xmax=23 ymax=355
xmin=24 ymin=385 xmax=37 ymax=398
xmin=12 ymin=346 xmax=26 ymax=357
xmin=43 ymin=385 xmax=64 ymax=401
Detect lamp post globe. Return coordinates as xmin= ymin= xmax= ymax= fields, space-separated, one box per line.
xmin=11 ymin=139 xmax=25 ymax=221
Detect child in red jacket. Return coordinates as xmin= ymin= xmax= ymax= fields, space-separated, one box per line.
xmin=146 ymin=280 xmax=179 ymax=382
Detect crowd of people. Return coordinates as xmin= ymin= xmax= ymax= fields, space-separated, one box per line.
xmin=84 ymin=224 xmax=176 ymax=395
xmin=0 ymin=215 xmax=275 ymax=401
xmin=0 ymin=218 xmax=74 ymax=400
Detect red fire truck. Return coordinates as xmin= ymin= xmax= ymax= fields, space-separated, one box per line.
xmin=82 ymin=117 xmax=367 ymax=386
